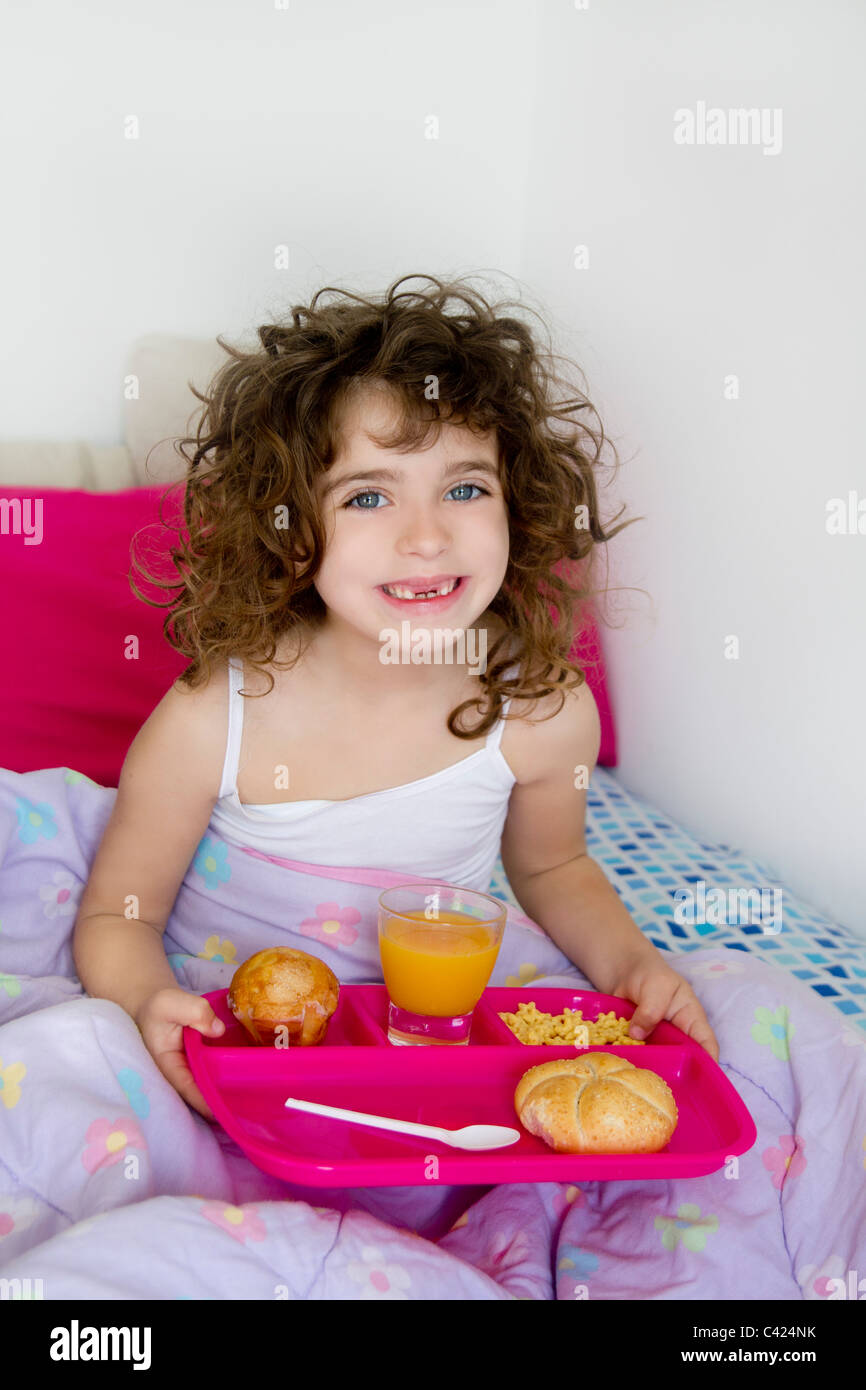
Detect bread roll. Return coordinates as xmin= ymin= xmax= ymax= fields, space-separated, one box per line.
xmin=514 ymin=1052 xmax=677 ymax=1154
xmin=227 ymin=947 xmax=339 ymax=1047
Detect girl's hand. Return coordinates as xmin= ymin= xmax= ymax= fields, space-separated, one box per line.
xmin=134 ymin=987 xmax=225 ymax=1120
xmin=613 ymin=956 xmax=720 ymax=1063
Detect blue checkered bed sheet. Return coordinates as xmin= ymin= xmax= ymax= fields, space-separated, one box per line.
xmin=487 ymin=766 xmax=866 ymax=1034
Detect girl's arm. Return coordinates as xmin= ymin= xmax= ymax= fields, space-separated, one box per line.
xmin=499 ymin=853 xmax=657 ymax=997
xmin=500 ymin=683 xmax=720 ymax=1057
xmin=72 ymin=666 xmax=228 ymax=1022
xmin=499 ymin=681 xmax=658 ymax=992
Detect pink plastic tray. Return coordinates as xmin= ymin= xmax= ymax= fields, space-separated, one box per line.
xmin=183 ymin=984 xmax=756 ymax=1187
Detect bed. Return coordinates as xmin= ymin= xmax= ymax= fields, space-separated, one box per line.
xmin=491 ymin=770 xmax=866 ymax=1038
xmin=1 ymin=337 xmax=864 ymax=1301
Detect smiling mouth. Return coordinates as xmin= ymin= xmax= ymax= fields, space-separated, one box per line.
xmin=380 ymin=578 xmax=463 ymax=600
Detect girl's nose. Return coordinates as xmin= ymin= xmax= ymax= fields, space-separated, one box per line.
xmin=395 ymin=511 xmax=452 ymax=552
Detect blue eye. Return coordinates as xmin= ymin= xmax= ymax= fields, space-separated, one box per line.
xmin=342 ymin=483 xmax=489 ymax=510
xmin=449 ymin=483 xmax=488 ymax=502
xmin=342 ymin=490 xmax=385 ymax=510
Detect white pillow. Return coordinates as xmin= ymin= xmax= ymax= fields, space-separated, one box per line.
xmin=123 ymin=333 xmax=231 ymax=485
xmin=0 ymin=441 xmax=137 ymax=491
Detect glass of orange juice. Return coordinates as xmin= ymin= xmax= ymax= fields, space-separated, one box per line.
xmin=377 ymin=883 xmax=506 ymax=1045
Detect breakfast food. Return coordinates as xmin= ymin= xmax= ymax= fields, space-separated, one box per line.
xmin=514 ymin=1052 xmax=677 ymax=1154
xmin=499 ymin=1000 xmax=645 ymax=1046
xmin=227 ymin=947 xmax=339 ymax=1047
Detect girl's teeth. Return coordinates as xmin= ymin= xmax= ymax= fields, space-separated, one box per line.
xmin=383 ymin=580 xmax=458 ymax=600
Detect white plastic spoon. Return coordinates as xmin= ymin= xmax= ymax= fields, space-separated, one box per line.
xmin=284 ymin=1096 xmax=521 ymax=1150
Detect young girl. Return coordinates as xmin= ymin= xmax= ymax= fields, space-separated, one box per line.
xmin=71 ymin=273 xmax=719 ymax=1121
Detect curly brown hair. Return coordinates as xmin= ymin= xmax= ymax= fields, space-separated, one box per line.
xmin=130 ymin=272 xmax=642 ymax=739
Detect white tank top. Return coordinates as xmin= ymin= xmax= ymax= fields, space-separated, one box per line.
xmin=208 ymin=655 xmax=520 ymax=893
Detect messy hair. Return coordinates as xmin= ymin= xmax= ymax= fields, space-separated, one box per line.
xmin=130 ymin=272 xmax=642 ymax=739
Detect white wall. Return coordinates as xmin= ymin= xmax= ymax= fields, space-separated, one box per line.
xmin=0 ymin=0 xmax=537 ymax=443
xmin=2 ymin=0 xmax=863 ymax=937
xmin=522 ymin=0 xmax=866 ymax=939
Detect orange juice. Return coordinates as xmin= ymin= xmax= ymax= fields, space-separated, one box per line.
xmin=379 ymin=908 xmax=502 ymax=1016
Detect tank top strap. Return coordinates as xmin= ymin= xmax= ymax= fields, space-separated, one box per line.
xmin=217 ymin=656 xmax=246 ymax=799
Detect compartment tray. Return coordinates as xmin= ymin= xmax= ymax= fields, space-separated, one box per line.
xmin=184 ymin=984 xmax=756 ymax=1186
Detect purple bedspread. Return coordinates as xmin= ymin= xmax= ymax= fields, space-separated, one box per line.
xmin=1 ymin=766 xmax=864 ymax=1300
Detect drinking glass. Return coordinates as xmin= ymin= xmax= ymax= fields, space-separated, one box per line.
xmin=377 ymin=883 xmax=506 ymax=1045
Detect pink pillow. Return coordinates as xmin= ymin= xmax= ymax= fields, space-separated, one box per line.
xmin=567 ymin=606 xmax=617 ymax=766
xmin=0 ymin=486 xmax=188 ymax=786
xmin=0 ymin=485 xmax=616 ymax=786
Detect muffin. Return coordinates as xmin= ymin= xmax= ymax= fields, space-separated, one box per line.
xmin=227 ymin=947 xmax=340 ymax=1047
